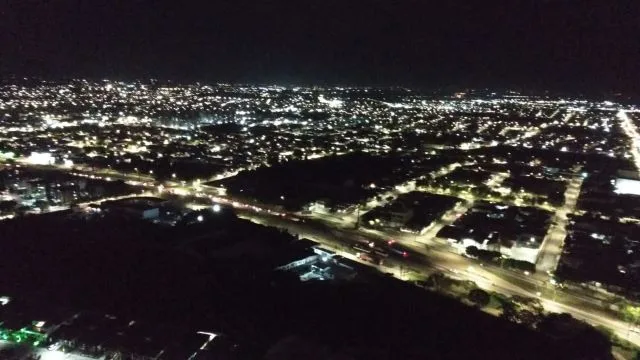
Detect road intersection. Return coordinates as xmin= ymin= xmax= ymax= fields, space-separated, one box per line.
xmin=6 ymin=160 xmax=640 ymax=347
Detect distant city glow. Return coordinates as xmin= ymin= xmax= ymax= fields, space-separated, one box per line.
xmin=0 ymin=79 xmax=639 ymax=353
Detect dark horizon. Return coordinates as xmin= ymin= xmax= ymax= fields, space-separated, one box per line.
xmin=1 ymin=0 xmax=639 ymax=94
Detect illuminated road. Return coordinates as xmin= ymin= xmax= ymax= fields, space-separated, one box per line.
xmin=235 ymin=209 xmax=640 ymax=346
xmin=395 ymin=171 xmax=506 ymax=247
xmin=618 ymin=110 xmax=640 ymax=175
xmin=535 ymin=169 xmax=584 ymax=274
xmin=6 ymin=161 xmax=640 ymax=347
xmin=562 ymin=110 xmax=575 ymax=125
xmin=302 ymin=162 xmax=461 ymax=228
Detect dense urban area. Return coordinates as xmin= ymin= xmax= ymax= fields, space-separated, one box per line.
xmin=2 ymin=79 xmax=640 ymax=359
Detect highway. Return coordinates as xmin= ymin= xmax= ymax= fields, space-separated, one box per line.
xmin=5 ymin=160 xmax=640 ymax=347
xmin=237 ymin=209 xmax=640 ymax=346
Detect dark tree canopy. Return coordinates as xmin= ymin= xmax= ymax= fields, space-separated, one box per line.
xmin=468 ymin=288 xmax=490 ymax=308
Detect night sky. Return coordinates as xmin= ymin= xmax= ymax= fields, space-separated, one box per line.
xmin=1 ymin=0 xmax=639 ymax=92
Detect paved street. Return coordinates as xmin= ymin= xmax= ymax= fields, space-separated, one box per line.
xmin=236 ymin=208 xmax=640 ymax=347
xmin=618 ymin=110 xmax=640 ymax=175
xmin=536 ymin=169 xmax=584 ymax=274
xmin=302 ymin=162 xmax=461 ymax=228
xmin=7 ymin=162 xmax=640 ymax=347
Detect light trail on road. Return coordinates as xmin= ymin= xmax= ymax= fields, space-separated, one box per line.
xmin=8 ymin=161 xmax=640 ymax=348
xmin=236 ymin=208 xmax=640 ymax=347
